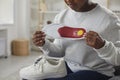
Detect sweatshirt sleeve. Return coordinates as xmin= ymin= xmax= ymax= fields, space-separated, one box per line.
xmin=41 ymin=39 xmax=65 ymax=57
xmin=41 ymin=13 xmax=66 ymax=57
xmin=96 ymin=15 xmax=120 ymax=66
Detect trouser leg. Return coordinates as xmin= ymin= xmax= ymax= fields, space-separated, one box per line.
xmin=46 ymin=63 xmax=111 ymax=80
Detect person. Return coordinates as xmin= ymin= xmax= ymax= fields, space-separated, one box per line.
xmin=33 ymin=0 xmax=120 ymax=80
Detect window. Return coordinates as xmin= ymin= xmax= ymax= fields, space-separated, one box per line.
xmin=0 ymin=0 xmax=14 ymax=24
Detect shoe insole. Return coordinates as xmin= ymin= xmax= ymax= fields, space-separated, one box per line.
xmin=42 ymin=24 xmax=86 ymax=40
xmin=58 ymin=26 xmax=86 ymax=38
xmin=42 ymin=24 xmax=63 ymax=39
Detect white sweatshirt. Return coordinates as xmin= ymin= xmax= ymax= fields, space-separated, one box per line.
xmin=42 ymin=4 xmax=120 ymax=76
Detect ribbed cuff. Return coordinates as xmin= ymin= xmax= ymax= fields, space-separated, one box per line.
xmin=38 ymin=39 xmax=51 ymax=51
xmin=95 ymin=40 xmax=110 ymax=54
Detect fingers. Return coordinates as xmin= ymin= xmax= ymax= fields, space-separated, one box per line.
xmin=33 ymin=39 xmax=45 ymax=46
xmin=85 ymin=31 xmax=97 ymax=47
xmin=85 ymin=31 xmax=105 ymax=49
xmin=32 ymin=31 xmax=46 ymax=46
xmin=34 ymin=31 xmax=46 ymax=38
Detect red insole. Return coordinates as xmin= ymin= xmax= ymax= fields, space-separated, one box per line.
xmin=58 ymin=26 xmax=86 ymax=38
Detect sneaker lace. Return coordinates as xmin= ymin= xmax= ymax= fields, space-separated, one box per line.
xmin=34 ymin=47 xmax=48 ymax=73
xmin=34 ymin=56 xmax=46 ymax=73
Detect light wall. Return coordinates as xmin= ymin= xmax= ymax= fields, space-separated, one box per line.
xmin=0 ymin=0 xmax=31 ymax=56
xmin=92 ymin=0 xmax=108 ymax=7
xmin=0 ymin=0 xmax=14 ymax=24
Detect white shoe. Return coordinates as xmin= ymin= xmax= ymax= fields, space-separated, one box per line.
xmin=19 ymin=55 xmax=67 ymax=80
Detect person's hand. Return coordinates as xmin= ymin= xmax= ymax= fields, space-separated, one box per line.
xmin=32 ymin=31 xmax=46 ymax=47
xmin=85 ymin=31 xmax=105 ymax=49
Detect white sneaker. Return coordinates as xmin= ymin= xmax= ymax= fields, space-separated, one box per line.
xmin=19 ymin=55 xmax=67 ymax=80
